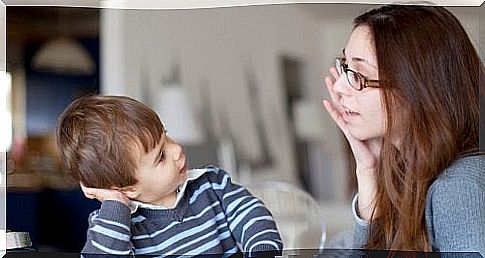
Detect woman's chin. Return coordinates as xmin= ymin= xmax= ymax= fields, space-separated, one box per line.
xmin=348 ymin=129 xmax=382 ymax=142
xmin=347 ymin=128 xmax=367 ymax=141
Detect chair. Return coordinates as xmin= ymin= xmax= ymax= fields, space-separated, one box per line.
xmin=246 ymin=181 xmax=326 ymax=254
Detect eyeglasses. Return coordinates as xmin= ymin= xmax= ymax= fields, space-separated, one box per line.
xmin=335 ymin=58 xmax=380 ymax=91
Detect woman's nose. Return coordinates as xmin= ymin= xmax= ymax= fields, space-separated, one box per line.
xmin=333 ymin=73 xmax=352 ymax=96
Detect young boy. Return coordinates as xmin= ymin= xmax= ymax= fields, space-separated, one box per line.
xmin=56 ymin=95 xmax=282 ymax=257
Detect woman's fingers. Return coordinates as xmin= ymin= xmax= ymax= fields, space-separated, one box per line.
xmin=325 ymin=76 xmax=339 ymax=105
xmin=324 ymin=67 xmax=342 ymax=106
xmin=323 ymin=100 xmax=347 ymax=133
xmin=323 ymin=100 xmax=359 ymax=147
xmin=324 ymin=100 xmax=378 ymax=175
xmin=330 ymin=67 xmax=339 ymax=80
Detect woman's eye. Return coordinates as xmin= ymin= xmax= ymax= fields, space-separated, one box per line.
xmin=352 ymin=73 xmax=361 ymax=83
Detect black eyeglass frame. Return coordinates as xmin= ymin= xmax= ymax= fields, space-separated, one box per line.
xmin=335 ymin=57 xmax=380 ymax=91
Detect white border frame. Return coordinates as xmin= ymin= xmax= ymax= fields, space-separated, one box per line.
xmin=0 ymin=0 xmax=482 ymax=256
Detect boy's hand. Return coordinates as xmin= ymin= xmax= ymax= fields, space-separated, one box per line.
xmin=80 ymin=183 xmax=130 ymax=207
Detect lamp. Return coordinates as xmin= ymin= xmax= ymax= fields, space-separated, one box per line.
xmin=31 ymin=38 xmax=95 ymax=76
xmin=154 ymin=85 xmax=204 ymax=145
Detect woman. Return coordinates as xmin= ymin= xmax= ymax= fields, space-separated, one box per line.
xmin=323 ymin=4 xmax=484 ymax=254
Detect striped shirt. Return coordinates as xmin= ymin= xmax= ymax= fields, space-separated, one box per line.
xmin=82 ymin=165 xmax=283 ymax=257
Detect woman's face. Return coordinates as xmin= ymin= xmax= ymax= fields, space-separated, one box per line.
xmin=333 ymin=25 xmax=386 ymax=141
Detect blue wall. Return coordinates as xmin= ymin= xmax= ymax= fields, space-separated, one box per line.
xmin=7 ymin=37 xmax=102 ymax=252
xmin=25 ymin=38 xmax=100 ymax=136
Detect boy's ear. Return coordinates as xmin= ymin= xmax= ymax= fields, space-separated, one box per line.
xmin=116 ymin=186 xmax=139 ymax=199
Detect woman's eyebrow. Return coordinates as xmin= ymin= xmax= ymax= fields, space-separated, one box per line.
xmin=343 ymin=48 xmax=377 ymax=69
xmin=352 ymin=57 xmax=377 ymax=69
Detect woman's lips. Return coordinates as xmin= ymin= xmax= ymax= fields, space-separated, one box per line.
xmin=341 ymin=105 xmax=359 ymax=122
xmin=341 ymin=105 xmax=359 ymax=115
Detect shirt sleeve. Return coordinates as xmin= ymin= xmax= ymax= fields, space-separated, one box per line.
xmin=206 ymin=166 xmax=283 ymax=257
xmin=426 ymin=175 xmax=485 ymax=256
xmin=351 ymin=193 xmax=370 ymax=249
xmin=81 ymin=200 xmax=135 ymax=256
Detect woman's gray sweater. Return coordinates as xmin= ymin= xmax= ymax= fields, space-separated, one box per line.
xmin=352 ymin=154 xmax=484 ymax=256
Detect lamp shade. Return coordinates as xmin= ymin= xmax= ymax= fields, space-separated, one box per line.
xmin=31 ymin=38 xmax=95 ymax=76
xmin=154 ymin=85 xmax=204 ymax=145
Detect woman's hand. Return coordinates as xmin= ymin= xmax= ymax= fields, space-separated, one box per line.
xmin=80 ymin=182 xmax=130 ymax=207
xmin=322 ymin=67 xmax=380 ymax=220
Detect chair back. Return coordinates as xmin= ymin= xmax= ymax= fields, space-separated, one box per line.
xmin=247 ymin=181 xmax=326 ymax=253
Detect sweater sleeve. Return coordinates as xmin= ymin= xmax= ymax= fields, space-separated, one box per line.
xmin=206 ymin=166 xmax=283 ymax=257
xmin=425 ymin=171 xmax=485 ymax=256
xmin=82 ymin=200 xmax=135 ymax=256
xmin=351 ymin=193 xmax=371 ymax=249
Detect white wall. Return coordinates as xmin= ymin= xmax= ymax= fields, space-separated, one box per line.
xmin=101 ymin=3 xmax=481 ymax=203
xmin=101 ymin=4 xmax=348 ymax=200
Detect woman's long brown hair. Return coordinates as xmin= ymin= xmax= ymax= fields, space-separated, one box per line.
xmin=353 ymin=5 xmax=481 ymax=251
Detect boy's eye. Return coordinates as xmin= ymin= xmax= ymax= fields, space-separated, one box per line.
xmin=159 ymin=152 xmax=166 ymax=163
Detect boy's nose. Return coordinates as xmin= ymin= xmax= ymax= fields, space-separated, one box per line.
xmin=171 ymin=143 xmax=184 ymax=161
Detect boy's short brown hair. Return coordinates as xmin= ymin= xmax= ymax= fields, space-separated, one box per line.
xmin=56 ymin=95 xmax=164 ymax=188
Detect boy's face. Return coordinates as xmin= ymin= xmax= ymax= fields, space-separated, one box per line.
xmin=127 ymin=132 xmax=188 ymax=206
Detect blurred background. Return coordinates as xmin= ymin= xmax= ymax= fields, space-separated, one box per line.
xmin=4 ymin=3 xmax=484 ymax=253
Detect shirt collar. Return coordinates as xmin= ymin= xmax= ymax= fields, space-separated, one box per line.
xmin=128 ymin=168 xmax=206 ymax=214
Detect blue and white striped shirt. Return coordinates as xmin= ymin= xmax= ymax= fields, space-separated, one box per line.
xmin=82 ymin=165 xmax=283 ymax=257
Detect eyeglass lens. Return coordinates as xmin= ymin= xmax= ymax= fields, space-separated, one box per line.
xmin=336 ymin=58 xmax=361 ymax=89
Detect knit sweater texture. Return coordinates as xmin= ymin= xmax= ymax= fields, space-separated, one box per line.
xmin=81 ymin=165 xmax=283 ymax=257
xmin=352 ymin=154 xmax=484 ymax=256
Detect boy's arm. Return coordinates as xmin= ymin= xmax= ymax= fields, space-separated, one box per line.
xmin=208 ymin=166 xmax=283 ymax=256
xmin=82 ymin=200 xmax=135 ymax=256
xmin=79 ymin=184 xmax=135 ymax=256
